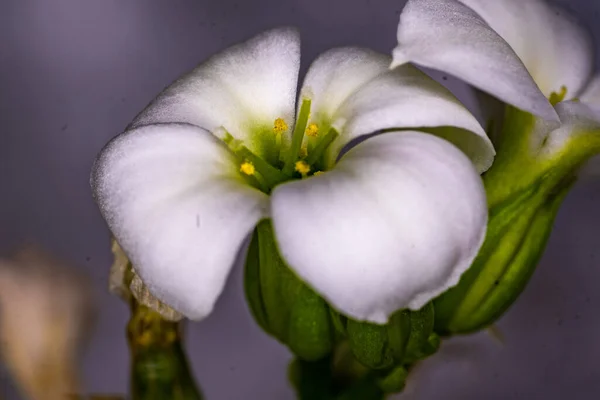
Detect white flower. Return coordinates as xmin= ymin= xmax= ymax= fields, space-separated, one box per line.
xmin=392 ymin=0 xmax=600 ymax=163
xmin=91 ymin=27 xmax=492 ymax=324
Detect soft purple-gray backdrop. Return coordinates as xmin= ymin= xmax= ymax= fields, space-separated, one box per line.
xmin=1 ymin=0 xmax=599 ymax=399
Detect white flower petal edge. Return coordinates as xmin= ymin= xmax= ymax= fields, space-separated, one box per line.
xmin=539 ymin=101 xmax=600 ymax=158
xmin=271 ymin=131 xmax=488 ymax=324
xmin=559 ymin=76 xmax=600 ymax=175
xmin=392 ymin=0 xmax=558 ymax=122
xmin=298 ymin=47 xmax=390 ymax=123
xmin=91 ymin=124 xmax=269 ymax=320
xmin=129 ymin=27 xmax=300 ymax=154
xmin=332 ymin=65 xmax=495 ymax=173
xmin=460 ymin=0 xmax=594 ymax=98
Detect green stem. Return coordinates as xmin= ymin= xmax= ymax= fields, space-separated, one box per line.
xmin=289 ymin=353 xmax=385 ymax=400
xmin=305 ymin=128 xmax=339 ymax=167
xmin=127 ymin=300 xmax=203 ymax=400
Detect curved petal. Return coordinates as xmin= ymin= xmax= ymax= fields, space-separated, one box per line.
xmin=539 ymin=101 xmax=600 ymax=159
xmin=299 ymin=47 xmax=390 ymax=123
xmin=392 ymin=0 xmax=558 ymax=121
xmin=580 ymin=78 xmax=600 ymax=174
xmin=460 ymin=0 xmax=594 ymax=98
xmin=332 ymin=64 xmax=495 ymax=172
xmin=129 ymin=27 xmax=301 ymax=157
xmin=91 ymin=124 xmax=269 ymax=320
xmin=271 ymin=131 xmax=488 ymax=324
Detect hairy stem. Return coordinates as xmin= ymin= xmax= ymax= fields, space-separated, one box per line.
xmin=127 ymin=300 xmax=202 ymax=400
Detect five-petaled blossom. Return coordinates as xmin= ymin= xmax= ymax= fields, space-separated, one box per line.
xmin=91 ymin=27 xmax=494 ymax=324
xmin=393 ymin=0 xmax=600 ymax=178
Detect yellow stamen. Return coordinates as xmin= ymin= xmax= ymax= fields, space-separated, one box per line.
xmin=306 ymin=123 xmax=319 ymax=137
xmin=299 ymin=146 xmax=308 ymax=158
xmin=240 ymin=161 xmax=256 ymax=175
xmin=295 ymin=161 xmax=311 ymax=175
xmin=549 ymin=85 xmax=568 ymax=106
xmin=273 ymin=118 xmax=288 ymax=134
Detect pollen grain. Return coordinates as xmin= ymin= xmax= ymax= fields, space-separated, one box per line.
xmin=295 ymin=161 xmax=311 ymax=175
xmin=306 ymin=123 xmax=319 ymax=137
xmin=240 ymin=161 xmax=256 ymax=175
xmin=273 ymin=118 xmax=288 ymax=134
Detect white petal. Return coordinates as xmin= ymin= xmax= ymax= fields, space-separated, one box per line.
xmin=580 ymin=74 xmax=600 ymax=109
xmin=332 ymin=65 xmax=495 ymax=173
xmin=460 ymin=0 xmax=594 ymax=98
xmin=580 ymin=78 xmax=600 ymax=181
xmin=539 ymin=101 xmax=600 ymax=158
xmin=271 ymin=131 xmax=488 ymax=324
xmin=129 ymin=28 xmax=300 ymax=157
xmin=299 ymin=47 xmax=390 ymax=122
xmin=91 ymin=124 xmax=269 ymax=320
xmin=392 ymin=0 xmax=557 ymax=121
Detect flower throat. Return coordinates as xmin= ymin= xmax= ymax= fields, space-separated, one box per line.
xmin=222 ymin=96 xmax=339 ymax=193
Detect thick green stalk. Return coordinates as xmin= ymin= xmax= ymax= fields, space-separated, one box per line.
xmin=127 ymin=300 xmax=203 ymax=400
xmin=288 ymin=353 xmax=385 ymax=400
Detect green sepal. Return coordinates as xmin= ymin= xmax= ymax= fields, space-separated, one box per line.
xmin=244 ymin=219 xmax=335 ymax=361
xmin=345 ymin=310 xmax=411 ymax=370
xmin=401 ymin=303 xmax=439 ymax=363
xmin=375 ymin=365 xmax=408 ymax=394
xmin=433 ymin=105 xmax=581 ymax=335
xmin=345 ymin=303 xmax=437 ymax=371
xmin=434 ymin=178 xmax=572 ymax=334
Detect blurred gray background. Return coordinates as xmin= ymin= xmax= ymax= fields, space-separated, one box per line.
xmin=1 ymin=0 xmax=599 ymax=399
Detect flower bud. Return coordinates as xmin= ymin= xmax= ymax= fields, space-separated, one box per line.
xmin=434 ymin=104 xmax=600 ymax=334
xmin=244 ymin=220 xmax=335 ymax=361
xmin=342 ymin=303 xmax=439 ymax=369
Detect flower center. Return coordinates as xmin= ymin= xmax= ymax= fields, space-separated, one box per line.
xmin=223 ymin=95 xmax=339 ymax=193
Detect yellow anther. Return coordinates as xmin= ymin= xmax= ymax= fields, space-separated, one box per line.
xmin=549 ymin=85 xmax=568 ymax=106
xmin=313 ymin=171 xmax=324 ymax=176
xmin=299 ymin=146 xmax=308 ymax=158
xmin=273 ymin=118 xmax=288 ymax=134
xmin=240 ymin=161 xmax=256 ymax=175
xmin=306 ymin=123 xmax=319 ymax=137
xmin=295 ymin=161 xmax=311 ymax=175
